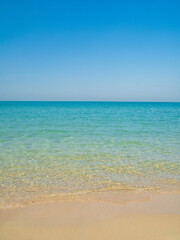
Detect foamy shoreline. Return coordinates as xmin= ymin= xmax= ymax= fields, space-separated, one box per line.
xmin=1 ymin=188 xmax=180 ymax=209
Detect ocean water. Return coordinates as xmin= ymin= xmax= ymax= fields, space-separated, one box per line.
xmin=0 ymin=102 xmax=180 ymax=208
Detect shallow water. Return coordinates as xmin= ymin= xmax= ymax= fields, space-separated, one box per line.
xmin=0 ymin=102 xmax=180 ymax=207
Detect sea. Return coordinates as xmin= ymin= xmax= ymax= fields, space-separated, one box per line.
xmin=0 ymin=101 xmax=180 ymax=208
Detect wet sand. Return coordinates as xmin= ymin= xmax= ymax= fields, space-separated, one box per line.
xmin=0 ymin=193 xmax=180 ymax=240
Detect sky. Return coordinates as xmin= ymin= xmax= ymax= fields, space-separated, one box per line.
xmin=0 ymin=0 xmax=180 ymax=101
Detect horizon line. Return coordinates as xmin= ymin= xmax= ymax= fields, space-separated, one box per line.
xmin=0 ymin=100 xmax=180 ymax=103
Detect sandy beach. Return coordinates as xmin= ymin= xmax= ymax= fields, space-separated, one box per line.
xmin=0 ymin=192 xmax=179 ymax=240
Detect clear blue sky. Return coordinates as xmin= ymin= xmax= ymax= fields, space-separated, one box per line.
xmin=0 ymin=0 xmax=180 ymax=101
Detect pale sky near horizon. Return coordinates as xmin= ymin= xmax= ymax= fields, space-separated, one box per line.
xmin=0 ymin=0 xmax=180 ymax=101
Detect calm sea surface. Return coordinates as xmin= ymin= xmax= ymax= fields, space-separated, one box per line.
xmin=0 ymin=102 xmax=180 ymax=207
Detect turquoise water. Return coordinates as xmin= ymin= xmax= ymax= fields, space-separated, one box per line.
xmin=0 ymin=102 xmax=180 ymax=207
